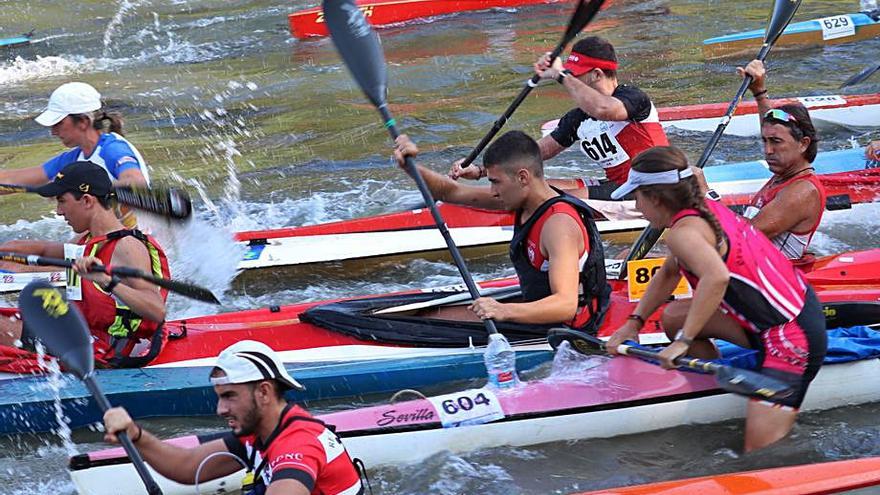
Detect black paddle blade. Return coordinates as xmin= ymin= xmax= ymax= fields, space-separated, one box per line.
xmin=323 ymin=0 xmax=388 ymax=109
xmin=18 ymin=280 xmax=93 ymax=379
xmin=148 ymin=276 xmax=221 ymax=305
xmin=112 ymin=185 xmax=193 ymax=220
xmin=562 ymin=0 xmax=605 ymax=43
xmin=840 ymin=63 xmax=880 ymax=88
xmin=765 ymin=0 xmax=801 ymax=45
xmin=714 ymin=365 xmax=794 ymax=401
xmin=547 ymin=327 xmax=605 ymax=354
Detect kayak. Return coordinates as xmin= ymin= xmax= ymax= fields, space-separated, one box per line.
xmin=67 ymin=333 xmax=880 ymax=494
xmin=0 ymin=31 xmax=33 ymax=49
xmin=574 ymin=456 xmax=880 ymax=494
xmin=702 ymin=11 xmax=880 ymax=59
xmin=3 ymin=248 xmax=879 ymax=434
xmin=233 ymin=147 xmax=877 ymax=271
xmin=541 ymin=92 xmax=880 ymax=137
xmin=288 ymin=0 xmax=609 ymax=39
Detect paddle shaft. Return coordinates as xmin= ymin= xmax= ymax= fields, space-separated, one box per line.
xmin=85 ymin=376 xmax=163 ymax=495
xmin=458 ymin=0 xmax=603 ymax=169
xmin=378 ymin=106 xmax=499 ymax=334
xmin=617 ymin=343 xmax=722 ymax=372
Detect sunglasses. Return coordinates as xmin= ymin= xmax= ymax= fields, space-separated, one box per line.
xmin=764 ymin=108 xmax=798 ymax=124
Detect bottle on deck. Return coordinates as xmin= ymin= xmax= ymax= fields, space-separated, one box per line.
xmin=484 ymin=333 xmax=519 ymax=389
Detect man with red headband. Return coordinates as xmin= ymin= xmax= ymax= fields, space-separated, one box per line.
xmin=450 ymin=36 xmax=668 ymax=200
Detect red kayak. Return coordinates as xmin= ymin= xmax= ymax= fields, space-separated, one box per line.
xmin=574 ymin=456 xmax=880 ymax=495
xmin=2 ymin=249 xmax=878 ymax=374
xmin=288 ymin=0 xmax=612 ymax=39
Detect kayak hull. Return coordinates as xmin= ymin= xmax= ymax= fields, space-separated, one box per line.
xmin=702 ymin=12 xmax=880 ymax=59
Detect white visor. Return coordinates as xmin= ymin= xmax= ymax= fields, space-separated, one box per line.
xmin=610 ymin=167 xmax=695 ymax=200
xmin=210 ymin=340 xmax=305 ymax=391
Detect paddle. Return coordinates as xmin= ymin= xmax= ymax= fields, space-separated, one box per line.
xmin=0 ymin=252 xmax=220 ymax=304
xmin=19 ymin=281 xmax=164 ymax=495
xmin=618 ymin=0 xmax=802 ymax=271
xmin=547 ymin=327 xmax=794 ymax=400
xmin=0 ymin=183 xmax=192 ymax=220
xmin=839 ymin=63 xmax=880 ymax=88
xmin=456 ymin=0 xmax=606 ymax=170
xmin=322 ymin=0 xmax=503 ymax=337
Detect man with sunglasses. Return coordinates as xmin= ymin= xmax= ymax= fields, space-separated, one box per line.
xmin=736 ymin=60 xmax=825 ymax=261
xmin=450 ymin=36 xmax=669 ymax=200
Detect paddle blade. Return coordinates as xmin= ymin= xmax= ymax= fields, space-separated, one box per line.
xmin=113 ymin=185 xmax=193 ymax=220
xmin=323 ymin=0 xmax=388 ymax=109
xmin=18 ymin=280 xmax=93 ymax=379
xmin=764 ymin=0 xmax=801 ymax=45
xmin=561 ymin=0 xmax=606 ymax=44
xmin=714 ymin=365 xmax=793 ymax=401
xmin=547 ymin=327 xmax=605 ymax=354
xmin=839 ymin=63 xmax=880 ymax=88
xmin=149 ymin=276 xmax=221 ymax=305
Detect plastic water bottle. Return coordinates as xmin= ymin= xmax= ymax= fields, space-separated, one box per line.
xmin=861 ymin=0 xmax=878 ymax=12
xmin=484 ymin=333 xmax=519 ymax=389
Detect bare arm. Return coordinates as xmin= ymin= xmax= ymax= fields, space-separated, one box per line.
xmin=115 ymin=168 xmax=148 ymax=186
xmin=736 ymin=60 xmax=771 ymax=125
xmin=394 ymin=135 xmax=505 ymax=210
xmin=537 ymin=134 xmax=567 ymax=160
xmin=104 ymin=408 xmax=241 ymax=484
xmin=0 ymin=166 xmax=51 ymax=193
xmin=471 ymin=214 xmax=582 ymax=324
xmin=0 ymin=240 xmax=65 ymax=272
xmin=749 ymin=180 xmax=821 ymax=239
xmin=266 ymin=480 xmax=311 ymax=495
xmin=559 ymin=76 xmax=629 ymax=121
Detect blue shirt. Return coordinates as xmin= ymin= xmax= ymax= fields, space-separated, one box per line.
xmin=42 ymin=133 xmax=151 ymax=184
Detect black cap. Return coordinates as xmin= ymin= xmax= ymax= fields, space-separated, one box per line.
xmin=33 ymin=161 xmax=112 ymax=198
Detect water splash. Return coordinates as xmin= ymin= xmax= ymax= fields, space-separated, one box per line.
xmin=103 ymin=0 xmax=144 ymax=56
xmin=34 ymin=342 xmax=77 ymax=457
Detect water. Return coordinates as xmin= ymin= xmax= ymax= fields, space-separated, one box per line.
xmin=0 ymin=0 xmax=879 ymax=493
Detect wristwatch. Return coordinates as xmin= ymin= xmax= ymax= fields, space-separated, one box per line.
xmin=674 ymin=329 xmax=694 ymax=346
xmin=556 ymin=69 xmax=572 ymax=84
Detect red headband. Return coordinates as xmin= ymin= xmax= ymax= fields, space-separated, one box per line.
xmin=563 ymin=52 xmax=619 ymax=76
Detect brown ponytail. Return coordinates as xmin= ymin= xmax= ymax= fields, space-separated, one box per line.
xmin=92 ymin=110 xmax=125 ymax=136
xmin=632 ymin=146 xmax=725 ymax=250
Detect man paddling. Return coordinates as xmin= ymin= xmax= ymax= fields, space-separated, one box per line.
xmin=0 ymin=162 xmax=169 ymax=369
xmin=395 ymin=130 xmax=611 ymax=332
xmin=736 ymin=60 xmax=825 ymax=261
xmin=450 ymin=36 xmax=669 ymax=200
xmin=103 ymin=340 xmax=365 ymax=495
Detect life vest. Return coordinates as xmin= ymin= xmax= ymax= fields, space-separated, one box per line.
xmin=743 ymin=172 xmax=826 ymax=260
xmin=509 ymin=190 xmax=611 ymax=333
xmin=76 ymin=229 xmax=170 ymax=368
xmin=671 ymin=200 xmax=808 ymax=333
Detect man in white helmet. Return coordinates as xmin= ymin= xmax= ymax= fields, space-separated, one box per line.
xmin=104 ymin=341 xmax=365 ymax=495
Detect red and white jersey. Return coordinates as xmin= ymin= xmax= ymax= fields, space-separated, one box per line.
xmin=671 ymin=200 xmax=809 ymax=333
xmin=549 ymin=85 xmax=668 ymax=184
xmin=743 ymin=173 xmax=826 ymax=260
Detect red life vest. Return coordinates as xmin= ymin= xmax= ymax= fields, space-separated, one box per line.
xmin=77 ymin=229 xmax=170 ymax=368
xmin=744 ymin=172 xmax=826 ymax=260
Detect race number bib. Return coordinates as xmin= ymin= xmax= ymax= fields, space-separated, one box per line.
xmin=427 ymin=388 xmax=505 ymax=428
xmin=819 ymin=15 xmax=855 ymax=40
xmin=580 ymin=132 xmax=629 ymax=169
xmin=63 ymin=243 xmax=85 ymax=301
xmin=626 ymin=257 xmax=692 ymax=302
xmin=797 ymin=94 xmax=846 ymax=108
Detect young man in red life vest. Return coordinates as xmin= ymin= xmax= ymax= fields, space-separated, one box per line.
xmin=737 ymin=60 xmax=825 ymax=261
xmin=450 ymin=36 xmax=669 ymax=201
xmin=395 ymin=130 xmax=611 ymax=333
xmin=104 ymin=340 xmax=365 ymax=495
xmin=0 ymin=161 xmax=168 ymax=369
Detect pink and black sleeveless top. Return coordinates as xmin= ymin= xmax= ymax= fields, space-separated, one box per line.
xmin=670 ymin=199 xmax=808 ymax=333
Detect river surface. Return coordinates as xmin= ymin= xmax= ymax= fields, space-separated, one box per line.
xmin=1 ymin=0 xmax=879 ymax=493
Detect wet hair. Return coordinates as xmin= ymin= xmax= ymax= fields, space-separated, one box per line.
xmin=763 ymin=102 xmax=818 ymax=163
xmin=631 ymin=146 xmax=724 ymax=249
xmin=69 ymin=110 xmax=125 ymax=136
xmin=571 ymin=36 xmax=618 ymax=78
xmin=483 ymin=130 xmax=544 ymax=178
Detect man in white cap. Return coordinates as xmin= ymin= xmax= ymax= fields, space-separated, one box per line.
xmin=0 ymin=82 xmax=150 ymax=228
xmin=103 ymin=340 xmax=365 ymax=495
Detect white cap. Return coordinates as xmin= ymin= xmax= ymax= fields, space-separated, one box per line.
xmin=610 ymin=167 xmax=695 ymax=200
xmin=210 ymin=340 xmax=305 ymax=391
xmin=35 ymin=82 xmax=102 ymax=127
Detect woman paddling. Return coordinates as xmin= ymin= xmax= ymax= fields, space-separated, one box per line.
xmin=0 ymin=82 xmax=150 ymax=228
xmin=604 ymin=146 xmax=827 ymax=452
